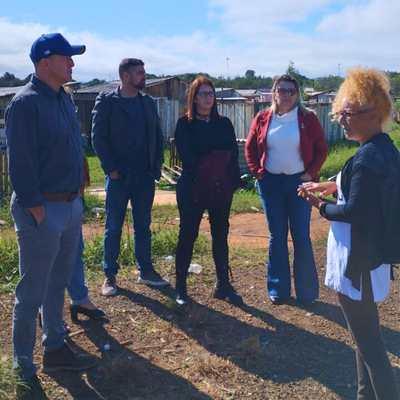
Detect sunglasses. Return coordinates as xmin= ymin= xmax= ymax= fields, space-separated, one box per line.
xmin=335 ymin=109 xmax=372 ymax=121
xmin=276 ymin=88 xmax=297 ymax=96
xmin=196 ymin=91 xmax=216 ymax=99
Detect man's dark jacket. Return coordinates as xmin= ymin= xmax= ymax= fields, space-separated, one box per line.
xmin=91 ymin=87 xmax=164 ymax=180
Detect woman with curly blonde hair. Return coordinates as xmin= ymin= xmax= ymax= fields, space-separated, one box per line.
xmin=299 ymin=67 xmax=400 ymax=399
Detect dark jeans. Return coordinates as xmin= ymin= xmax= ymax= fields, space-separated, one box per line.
xmin=103 ymin=172 xmax=155 ymax=276
xmin=175 ymin=175 xmax=232 ymax=282
xmin=257 ymin=172 xmax=318 ymax=300
xmin=338 ymin=273 xmax=399 ymax=400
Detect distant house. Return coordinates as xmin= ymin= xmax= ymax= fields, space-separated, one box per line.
xmin=214 ymin=87 xmax=242 ymax=99
xmin=0 ymin=86 xmax=24 ymax=145
xmin=255 ymin=89 xmax=273 ymax=103
xmin=235 ymin=89 xmax=259 ymax=101
xmin=73 ymin=77 xmax=189 ymax=138
xmin=307 ymin=91 xmax=337 ymax=104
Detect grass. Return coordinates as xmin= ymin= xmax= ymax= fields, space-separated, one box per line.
xmin=1 ymin=126 xmax=400 ymax=292
xmin=85 ymin=147 xmax=105 ymax=188
xmin=0 ymin=357 xmax=14 ymax=399
xmin=0 ymin=232 xmax=19 ymax=292
xmin=0 ymin=196 xmax=13 ymax=228
xmin=85 ymin=147 xmax=172 ymax=189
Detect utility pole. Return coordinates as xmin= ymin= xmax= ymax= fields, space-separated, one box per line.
xmin=226 ymin=58 xmax=229 ymax=82
xmin=338 ymin=63 xmax=341 ymax=77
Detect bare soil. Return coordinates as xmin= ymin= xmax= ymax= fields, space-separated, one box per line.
xmin=0 ymin=191 xmax=399 ymax=400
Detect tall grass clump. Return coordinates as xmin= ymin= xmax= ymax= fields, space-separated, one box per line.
xmin=0 ymin=357 xmax=14 ymax=399
xmin=0 ymin=233 xmax=19 ymax=292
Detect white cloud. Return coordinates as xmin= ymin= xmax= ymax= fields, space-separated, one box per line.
xmin=0 ymin=1 xmax=400 ymax=83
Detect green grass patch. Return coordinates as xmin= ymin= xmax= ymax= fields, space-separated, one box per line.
xmin=83 ymin=192 xmax=105 ymax=224
xmin=0 ymin=232 xmax=19 ymax=292
xmin=231 ymin=190 xmax=262 ymax=214
xmin=0 ymin=356 xmax=15 ymax=399
xmin=0 ymin=196 xmax=13 ymax=229
xmin=85 ymin=147 xmax=105 ymax=188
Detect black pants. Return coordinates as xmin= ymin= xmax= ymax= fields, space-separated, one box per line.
xmin=338 ymin=273 xmax=399 ymax=400
xmin=175 ymin=175 xmax=232 ymax=282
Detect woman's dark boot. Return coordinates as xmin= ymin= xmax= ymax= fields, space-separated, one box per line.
xmin=213 ymin=266 xmax=243 ymax=305
xmin=175 ymin=281 xmax=191 ymax=306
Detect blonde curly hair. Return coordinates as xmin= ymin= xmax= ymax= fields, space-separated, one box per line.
xmin=332 ymin=67 xmax=393 ymax=126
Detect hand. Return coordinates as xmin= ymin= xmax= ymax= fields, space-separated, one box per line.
xmin=297 ymin=186 xmax=324 ymax=209
xmin=255 ymin=173 xmax=264 ymax=180
xmin=109 ymin=170 xmax=120 ymax=179
xmin=300 ymin=181 xmax=337 ymax=198
xmin=28 ymin=205 xmax=46 ymax=225
xmin=300 ymin=172 xmax=312 ymax=181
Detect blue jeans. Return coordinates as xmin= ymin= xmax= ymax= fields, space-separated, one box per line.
xmin=11 ymin=194 xmax=83 ymax=379
xmin=67 ymin=228 xmax=90 ymax=306
xmin=257 ymin=172 xmax=318 ymax=301
xmin=103 ymin=172 xmax=155 ymax=276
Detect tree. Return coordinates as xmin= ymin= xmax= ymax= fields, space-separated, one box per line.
xmin=245 ymin=70 xmax=256 ymax=79
xmin=82 ymin=78 xmax=106 ymax=88
xmin=0 ymin=72 xmax=29 ymax=87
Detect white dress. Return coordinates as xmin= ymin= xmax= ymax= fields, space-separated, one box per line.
xmin=324 ymin=172 xmax=391 ymax=302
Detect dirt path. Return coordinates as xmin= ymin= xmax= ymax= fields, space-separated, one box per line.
xmin=85 ymin=188 xmax=331 ymax=249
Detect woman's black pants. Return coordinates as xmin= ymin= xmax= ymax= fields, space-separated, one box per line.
xmin=175 ymin=175 xmax=232 ymax=283
xmin=338 ymin=273 xmax=399 ymax=400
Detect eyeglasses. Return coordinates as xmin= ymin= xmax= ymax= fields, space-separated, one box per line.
xmin=276 ymin=88 xmax=297 ymax=96
xmin=196 ymin=91 xmax=216 ymax=98
xmin=335 ymin=109 xmax=372 ymax=120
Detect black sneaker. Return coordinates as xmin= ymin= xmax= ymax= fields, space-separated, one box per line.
xmin=15 ymin=374 xmax=48 ymax=400
xmin=102 ymin=275 xmax=117 ymax=296
xmin=42 ymin=341 xmax=96 ymax=373
xmin=138 ymin=270 xmax=170 ymax=286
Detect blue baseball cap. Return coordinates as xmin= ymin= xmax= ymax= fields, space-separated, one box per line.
xmin=30 ymin=33 xmax=86 ymax=63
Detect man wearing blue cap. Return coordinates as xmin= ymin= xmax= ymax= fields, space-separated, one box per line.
xmin=6 ymin=33 xmax=96 ymax=399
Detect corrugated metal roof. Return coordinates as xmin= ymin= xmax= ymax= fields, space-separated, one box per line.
xmin=77 ymin=77 xmax=180 ymax=94
xmin=0 ymin=86 xmax=24 ymax=98
xmin=236 ymin=89 xmax=257 ymax=97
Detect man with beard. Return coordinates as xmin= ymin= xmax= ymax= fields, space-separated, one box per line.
xmin=92 ymin=58 xmax=168 ymax=296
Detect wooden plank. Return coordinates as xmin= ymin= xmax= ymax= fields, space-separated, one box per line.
xmin=161 ymin=169 xmax=176 ymax=185
xmin=164 ymin=165 xmax=181 ymax=177
xmin=170 ymin=166 xmax=182 ymax=177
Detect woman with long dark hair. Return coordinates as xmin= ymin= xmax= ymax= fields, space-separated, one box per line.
xmin=173 ymin=76 xmax=242 ymax=306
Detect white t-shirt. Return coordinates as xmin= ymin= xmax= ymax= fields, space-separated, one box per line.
xmin=325 ymin=172 xmax=391 ymax=302
xmin=264 ymin=107 xmax=305 ymax=175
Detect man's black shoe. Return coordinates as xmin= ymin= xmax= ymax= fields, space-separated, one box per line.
xmin=42 ymin=341 xmax=96 ymax=373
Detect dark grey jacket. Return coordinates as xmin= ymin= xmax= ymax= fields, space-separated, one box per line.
xmin=91 ymin=87 xmax=164 ymax=180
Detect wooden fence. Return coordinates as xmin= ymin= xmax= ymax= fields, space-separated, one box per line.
xmin=0 ymin=150 xmax=10 ymax=195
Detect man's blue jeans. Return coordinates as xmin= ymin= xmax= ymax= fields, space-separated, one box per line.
xmin=257 ymin=172 xmax=319 ymax=301
xmin=11 ymin=194 xmax=82 ymax=379
xmin=67 ymin=228 xmax=90 ymax=306
xmin=103 ymin=172 xmax=155 ymax=276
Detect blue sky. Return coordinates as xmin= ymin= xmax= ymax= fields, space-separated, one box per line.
xmin=1 ymin=0 xmax=399 ymax=82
